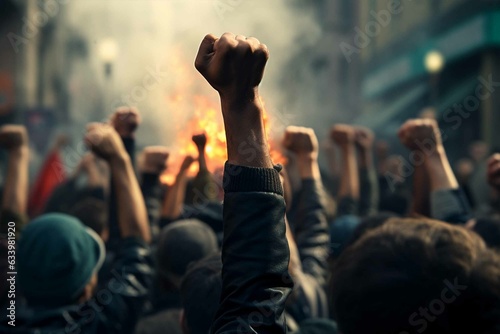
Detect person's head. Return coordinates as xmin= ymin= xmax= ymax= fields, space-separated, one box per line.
xmin=329 ymin=215 xmax=361 ymax=258
xmin=330 ymin=218 xmax=500 ymax=334
xmin=180 ymin=254 xmax=222 ymax=334
xmin=69 ymin=197 xmax=109 ymax=242
xmin=466 ymin=217 xmax=500 ymax=250
xmin=18 ymin=213 xmax=105 ymax=307
xmin=156 ymin=219 xmax=218 ymax=288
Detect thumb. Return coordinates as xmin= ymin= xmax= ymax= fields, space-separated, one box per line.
xmin=195 ymin=34 xmax=217 ymax=73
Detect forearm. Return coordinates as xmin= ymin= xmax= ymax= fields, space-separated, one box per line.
xmin=161 ymin=170 xmax=189 ymax=218
xmin=358 ymin=149 xmax=379 ymax=216
xmin=410 ymin=163 xmax=431 ymax=216
xmin=221 ymin=94 xmax=273 ymax=168
xmin=110 ymin=155 xmax=150 ymax=243
xmin=425 ymin=147 xmax=459 ymax=191
xmin=339 ymin=144 xmax=359 ymax=200
xmin=2 ymin=147 xmax=29 ymax=214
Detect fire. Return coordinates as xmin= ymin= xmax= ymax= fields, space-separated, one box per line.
xmin=160 ymin=95 xmax=286 ymax=185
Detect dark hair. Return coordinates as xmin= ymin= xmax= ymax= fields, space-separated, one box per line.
xmin=346 ymin=211 xmax=399 ymax=247
xmin=180 ymin=254 xmax=222 ymax=334
xmin=330 ymin=218 xmax=500 ymax=334
xmin=68 ymin=198 xmax=108 ymax=236
xmin=472 ymin=217 xmax=500 ymax=250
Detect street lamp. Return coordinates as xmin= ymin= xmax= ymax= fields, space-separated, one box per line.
xmin=424 ymin=50 xmax=445 ymax=109
xmin=425 ymin=51 xmax=445 ymax=74
xmin=98 ymin=38 xmax=118 ymax=117
xmin=98 ymin=38 xmax=118 ymax=78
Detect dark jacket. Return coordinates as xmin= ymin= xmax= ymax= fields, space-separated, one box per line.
xmin=287 ymin=179 xmax=330 ymax=322
xmin=1 ymin=237 xmax=152 ymax=334
xmin=210 ymin=163 xmax=293 ymax=334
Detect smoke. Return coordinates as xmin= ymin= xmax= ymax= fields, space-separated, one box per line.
xmin=64 ymin=0 xmax=321 ymax=148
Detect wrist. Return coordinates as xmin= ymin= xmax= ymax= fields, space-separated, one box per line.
xmin=8 ymin=146 xmax=29 ymax=160
xmin=297 ymin=158 xmax=321 ymax=179
xmin=109 ymin=151 xmax=130 ymax=169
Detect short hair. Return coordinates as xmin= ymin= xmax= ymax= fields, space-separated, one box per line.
xmin=472 ymin=217 xmax=500 ymax=250
xmin=180 ymin=254 xmax=222 ymax=334
xmin=330 ymin=218 xmax=500 ymax=334
xmin=156 ymin=219 xmax=218 ymax=286
xmin=68 ymin=198 xmax=108 ymax=236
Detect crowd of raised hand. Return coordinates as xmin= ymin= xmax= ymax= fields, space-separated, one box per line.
xmin=1 ymin=32 xmax=500 ymax=334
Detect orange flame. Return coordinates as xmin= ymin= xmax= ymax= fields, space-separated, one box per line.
xmin=161 ymin=96 xmax=285 ymax=185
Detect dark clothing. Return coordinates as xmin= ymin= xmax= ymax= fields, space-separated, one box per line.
xmin=1 ymin=237 xmax=152 ymax=334
xmin=210 ymin=163 xmax=293 ymax=334
xmin=288 ymin=179 xmax=330 ymax=322
xmin=135 ymin=308 xmax=182 ymax=334
xmin=141 ymin=172 xmax=164 ymax=243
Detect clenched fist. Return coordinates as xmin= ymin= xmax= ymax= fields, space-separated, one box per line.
xmin=398 ymin=119 xmax=442 ymax=153
xmin=487 ymin=154 xmax=500 ymax=191
xmin=140 ymin=146 xmax=170 ymax=174
xmin=110 ymin=107 xmax=141 ymax=138
xmin=85 ymin=123 xmax=127 ymax=162
xmin=330 ymin=124 xmax=356 ymax=148
xmin=354 ymin=126 xmax=374 ymax=151
xmin=195 ymin=33 xmax=269 ymax=99
xmin=0 ymin=125 xmax=28 ymax=151
xmin=192 ymin=133 xmax=207 ymax=149
xmin=282 ymin=126 xmax=318 ymax=160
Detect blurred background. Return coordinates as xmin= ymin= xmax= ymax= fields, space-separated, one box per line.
xmin=0 ymin=0 xmax=499 ymax=175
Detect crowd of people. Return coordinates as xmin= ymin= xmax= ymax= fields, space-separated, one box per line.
xmin=1 ymin=32 xmax=500 ymax=334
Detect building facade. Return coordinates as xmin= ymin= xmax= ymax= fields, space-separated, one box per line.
xmin=353 ymin=0 xmax=500 ymax=159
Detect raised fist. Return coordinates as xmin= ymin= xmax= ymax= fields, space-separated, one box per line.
xmin=330 ymin=124 xmax=356 ymax=148
xmin=398 ymin=119 xmax=442 ymax=152
xmin=84 ymin=123 xmax=126 ymax=162
xmin=195 ymin=33 xmax=269 ymax=99
xmin=282 ymin=126 xmax=318 ymax=159
xmin=0 ymin=125 xmax=28 ymax=151
xmin=180 ymin=155 xmax=196 ymax=173
xmin=354 ymin=126 xmax=374 ymax=151
xmin=487 ymin=154 xmax=500 ymax=191
xmin=140 ymin=146 xmax=170 ymax=174
xmin=192 ymin=133 xmax=207 ymax=149
xmin=110 ymin=106 xmax=141 ymax=138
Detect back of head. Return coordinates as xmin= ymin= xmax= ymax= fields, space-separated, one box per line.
xmin=156 ymin=219 xmax=218 ymax=287
xmin=330 ymin=218 xmax=500 ymax=334
xmin=180 ymin=254 xmax=222 ymax=334
xmin=18 ymin=213 xmax=105 ymax=307
xmin=68 ymin=197 xmax=108 ymax=239
xmin=472 ymin=217 xmax=500 ymax=250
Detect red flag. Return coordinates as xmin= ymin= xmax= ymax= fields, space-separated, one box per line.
xmin=28 ymin=149 xmax=66 ymax=217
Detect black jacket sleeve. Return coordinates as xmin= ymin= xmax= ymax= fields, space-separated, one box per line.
xmin=288 ymin=178 xmax=330 ymax=321
xmin=211 ymin=163 xmax=293 ymax=334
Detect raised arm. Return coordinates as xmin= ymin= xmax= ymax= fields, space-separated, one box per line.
xmin=139 ymin=146 xmax=169 ymax=241
xmin=331 ymin=124 xmax=359 ymax=215
xmin=161 ymin=155 xmax=195 ymax=219
xmin=195 ymin=32 xmax=292 ymax=334
xmin=282 ymin=126 xmax=330 ymax=319
xmin=85 ymin=123 xmax=150 ymax=242
xmin=0 ymin=126 xmax=29 ymax=232
xmin=355 ymin=126 xmax=379 ymax=217
xmin=0 ymin=126 xmax=29 ymax=214
xmin=398 ymin=119 xmax=469 ymax=223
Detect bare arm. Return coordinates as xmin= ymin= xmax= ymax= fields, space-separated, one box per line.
xmin=332 ymin=125 xmax=359 ymax=201
xmin=0 ymin=126 xmax=29 ymax=215
xmin=161 ymin=155 xmax=195 ymax=219
xmin=86 ymin=123 xmax=150 ymax=243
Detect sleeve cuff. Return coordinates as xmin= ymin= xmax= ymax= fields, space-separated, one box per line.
xmin=430 ymin=188 xmax=471 ymax=224
xmin=223 ymin=162 xmax=283 ymax=195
